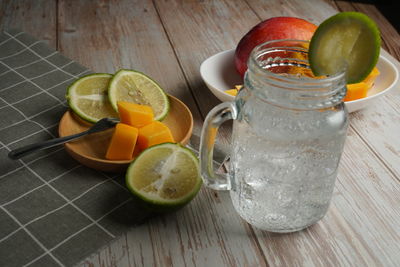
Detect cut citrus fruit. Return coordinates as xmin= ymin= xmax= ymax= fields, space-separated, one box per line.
xmin=309 ymin=12 xmax=380 ymax=84
xmin=126 ymin=143 xmax=202 ymax=212
xmin=108 ymin=69 xmax=169 ymax=121
xmin=66 ymin=73 xmax=118 ymax=123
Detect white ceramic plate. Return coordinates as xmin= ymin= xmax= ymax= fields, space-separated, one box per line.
xmin=200 ymin=49 xmax=399 ymax=113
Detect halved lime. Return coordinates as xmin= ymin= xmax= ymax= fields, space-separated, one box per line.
xmin=66 ymin=73 xmax=118 ymax=123
xmin=309 ymin=12 xmax=380 ymax=84
xmin=108 ymin=69 xmax=169 ymax=121
xmin=126 ymin=143 xmax=202 ymax=212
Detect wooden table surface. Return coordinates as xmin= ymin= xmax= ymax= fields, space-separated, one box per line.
xmin=1 ymin=0 xmax=400 ymax=266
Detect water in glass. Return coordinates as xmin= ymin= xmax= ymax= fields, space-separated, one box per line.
xmin=200 ymin=40 xmax=348 ymax=232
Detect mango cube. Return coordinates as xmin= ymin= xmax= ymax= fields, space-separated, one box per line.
xmin=117 ymin=101 xmax=154 ymax=128
xmin=344 ymin=82 xmax=368 ymax=102
xmin=344 ymin=67 xmax=380 ymax=102
xmin=363 ymin=67 xmax=380 ymax=88
xmin=225 ymin=89 xmax=238 ymax=96
xmin=137 ymin=121 xmax=175 ymax=150
xmin=225 ymin=85 xmax=243 ymax=96
xmin=106 ymin=123 xmax=138 ymax=160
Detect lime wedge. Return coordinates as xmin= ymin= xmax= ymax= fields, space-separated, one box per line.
xmin=309 ymin=12 xmax=380 ymax=84
xmin=108 ymin=69 xmax=169 ymax=121
xmin=126 ymin=143 xmax=202 ymax=212
xmin=66 ymin=73 xmax=118 ymax=123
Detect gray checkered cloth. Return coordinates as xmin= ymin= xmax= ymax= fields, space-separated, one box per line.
xmin=0 ymin=29 xmax=150 ymax=267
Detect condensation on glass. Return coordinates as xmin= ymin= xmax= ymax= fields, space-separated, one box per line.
xmin=200 ymin=40 xmax=348 ymax=232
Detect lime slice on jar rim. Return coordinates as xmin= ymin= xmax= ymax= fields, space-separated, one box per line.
xmin=309 ymin=12 xmax=380 ymax=84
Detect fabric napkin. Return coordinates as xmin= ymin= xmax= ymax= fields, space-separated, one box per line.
xmin=0 ymin=29 xmax=150 ymax=267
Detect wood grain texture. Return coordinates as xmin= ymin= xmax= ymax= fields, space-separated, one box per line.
xmin=152 ymin=0 xmax=263 ymax=145
xmin=1 ymin=0 xmax=400 ymax=266
xmin=59 ymin=0 xmax=267 ymax=266
xmin=248 ymin=0 xmax=400 ymax=180
xmin=245 ymin=0 xmax=339 ymax=24
xmin=79 ymin=0 xmax=400 ymax=266
xmin=332 ymin=0 xmax=400 ymax=59
xmin=58 ymin=0 xmax=204 ymax=136
xmin=79 ymin=188 xmax=268 ymax=266
xmin=153 ymin=0 xmax=260 ymax=116
xmin=225 ymin=1 xmax=400 ymax=266
xmin=254 ymin=127 xmax=400 ymax=266
xmin=0 ymin=0 xmax=57 ymax=48
xmin=322 ymin=1 xmax=400 ymax=182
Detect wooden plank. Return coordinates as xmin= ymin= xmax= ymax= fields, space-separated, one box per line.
xmin=152 ymin=0 xmax=264 ymax=147
xmin=321 ymin=1 xmax=400 ymax=181
xmin=253 ymin=127 xmax=400 ymax=266
xmin=127 ymin=190 xmax=267 ymax=266
xmin=153 ymin=0 xmax=260 ymax=117
xmin=80 ymin=188 xmax=268 ymax=266
xmin=3 ymin=0 xmax=399 ymax=266
xmin=79 ymin=0 xmax=400 ymax=263
xmin=332 ymin=0 xmax=400 ymax=59
xmin=247 ymin=0 xmax=400 ymax=59
xmin=223 ymin=0 xmax=400 ymax=265
xmin=247 ymin=0 xmax=400 ymax=176
xmin=0 ymin=0 xmax=57 ymax=48
xmin=58 ymin=0 xmax=266 ymax=266
xmin=245 ymin=0 xmax=338 ymax=24
xmin=57 ymin=0 xmax=203 ymax=136
xmin=346 ymin=94 xmax=400 ymax=180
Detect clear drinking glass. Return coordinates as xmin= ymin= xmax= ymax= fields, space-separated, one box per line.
xmin=199 ymin=40 xmax=349 ymax=232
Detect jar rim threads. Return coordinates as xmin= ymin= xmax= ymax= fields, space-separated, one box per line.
xmin=245 ymin=39 xmax=347 ymax=110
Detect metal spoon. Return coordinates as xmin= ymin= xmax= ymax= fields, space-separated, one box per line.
xmin=8 ymin=117 xmax=119 ymax=160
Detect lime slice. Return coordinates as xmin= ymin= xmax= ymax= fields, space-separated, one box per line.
xmin=126 ymin=143 xmax=202 ymax=212
xmin=108 ymin=69 xmax=169 ymax=121
xmin=309 ymin=12 xmax=380 ymax=84
xmin=66 ymin=73 xmax=118 ymax=123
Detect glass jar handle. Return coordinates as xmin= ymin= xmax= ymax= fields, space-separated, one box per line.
xmin=199 ymin=102 xmax=238 ymax=191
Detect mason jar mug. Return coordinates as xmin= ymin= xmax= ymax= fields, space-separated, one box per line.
xmin=199 ymin=40 xmax=349 ymax=232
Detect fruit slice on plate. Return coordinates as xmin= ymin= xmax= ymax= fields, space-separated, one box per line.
xmin=66 ymin=73 xmax=118 ymax=123
xmin=108 ymin=69 xmax=169 ymax=121
xmin=309 ymin=12 xmax=380 ymax=84
xmin=126 ymin=143 xmax=202 ymax=212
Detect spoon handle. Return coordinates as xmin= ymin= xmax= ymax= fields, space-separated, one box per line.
xmin=8 ymin=131 xmax=89 ymax=160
